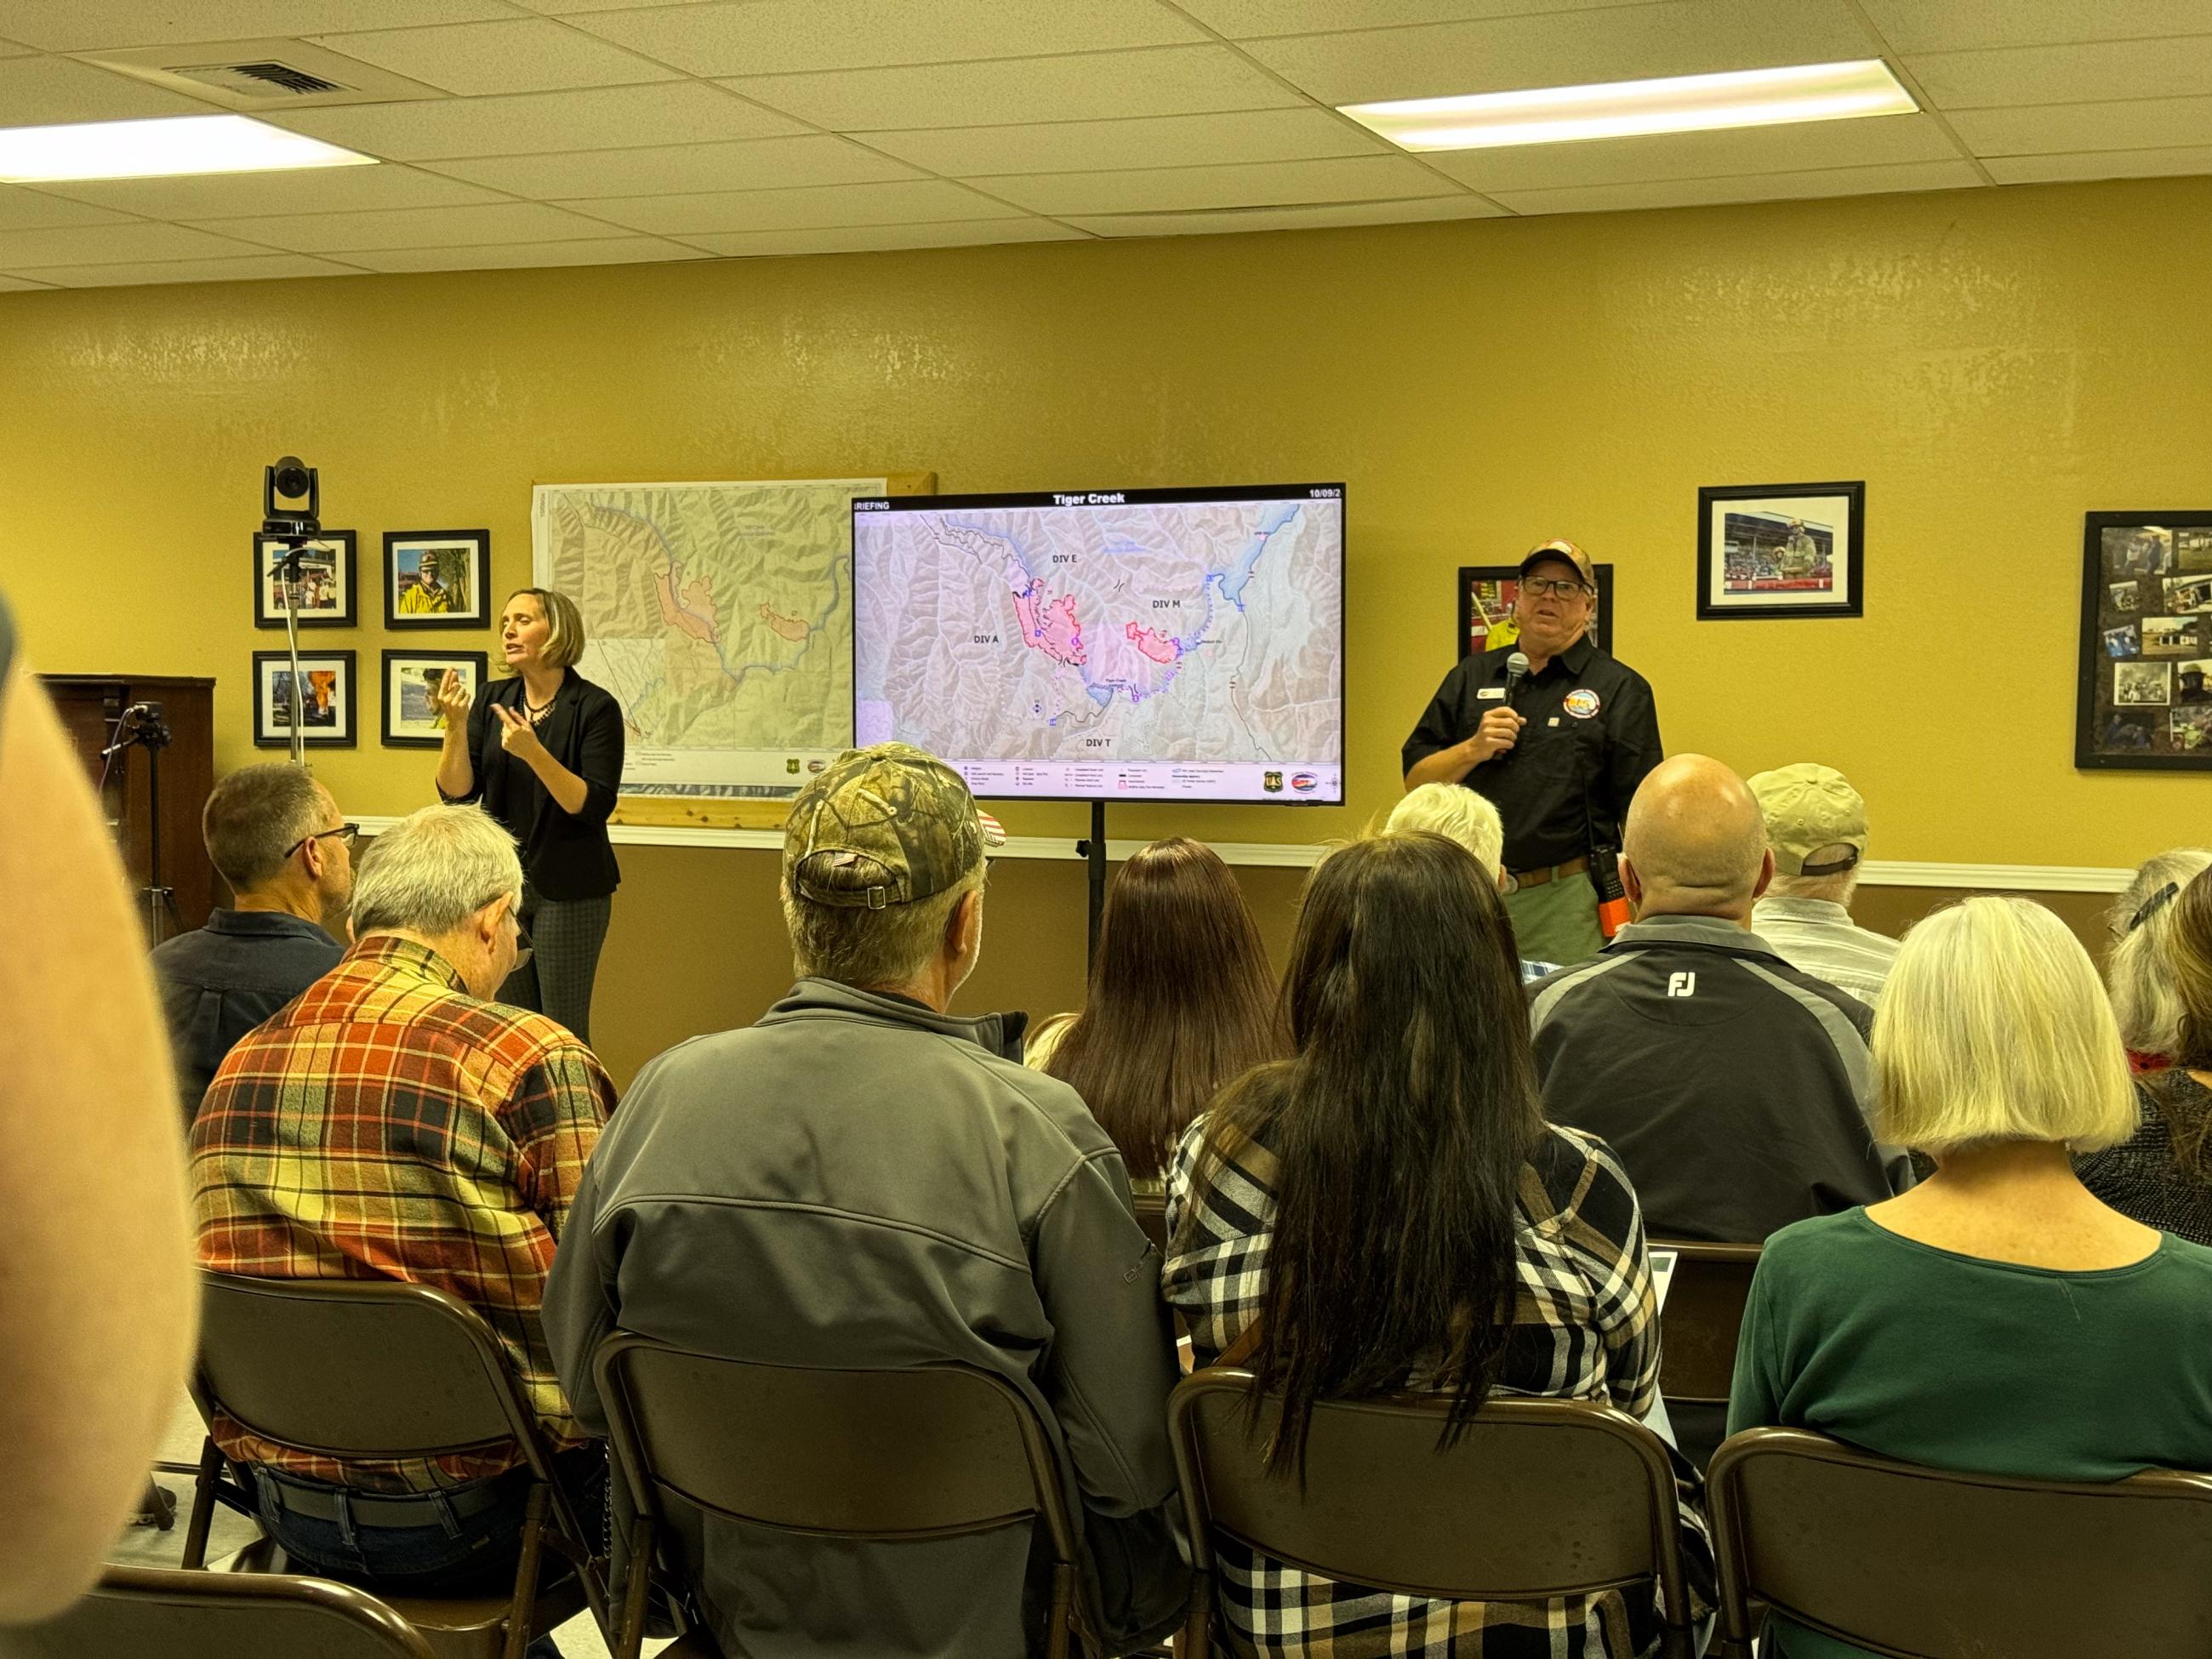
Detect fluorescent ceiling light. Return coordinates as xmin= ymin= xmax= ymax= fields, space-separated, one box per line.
xmin=0 ymin=114 xmax=374 ymax=183
xmin=1340 ymin=60 xmax=1918 ymax=152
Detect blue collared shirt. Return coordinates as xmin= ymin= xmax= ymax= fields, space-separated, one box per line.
xmin=151 ymin=908 xmax=343 ymax=1119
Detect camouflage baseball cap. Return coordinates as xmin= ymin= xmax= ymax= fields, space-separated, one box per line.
xmin=785 ymin=743 xmax=999 ymax=909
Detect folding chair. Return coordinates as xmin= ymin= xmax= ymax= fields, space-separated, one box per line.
xmin=3 ymin=1563 xmax=434 ymax=1658
xmin=591 ymin=1335 xmax=1106 ymax=1659
xmin=1707 ymin=1428 xmax=2212 ymax=1658
xmin=1653 ymin=1240 xmax=1761 ymax=1470
xmin=185 ymin=1270 xmax=608 ymax=1659
xmin=1170 ymin=1366 xmax=1702 ymax=1659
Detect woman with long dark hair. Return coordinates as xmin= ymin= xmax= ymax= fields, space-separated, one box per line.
xmin=1028 ymin=837 xmax=1286 ymax=1189
xmin=1165 ymin=832 xmax=1712 ymax=1657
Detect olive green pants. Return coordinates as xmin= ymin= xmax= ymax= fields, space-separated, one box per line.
xmin=1504 ymin=869 xmax=1605 ymax=967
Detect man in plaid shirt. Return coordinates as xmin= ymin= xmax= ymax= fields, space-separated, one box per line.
xmin=191 ymin=803 xmax=613 ymax=1615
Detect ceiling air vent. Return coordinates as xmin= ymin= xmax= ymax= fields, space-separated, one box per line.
xmin=169 ymin=60 xmax=352 ymax=99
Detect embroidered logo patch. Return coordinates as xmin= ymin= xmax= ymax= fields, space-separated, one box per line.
xmin=1563 ymin=688 xmax=1602 ymax=720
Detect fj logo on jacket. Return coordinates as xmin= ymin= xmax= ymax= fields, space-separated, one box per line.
xmin=1667 ymin=972 xmax=1697 ymax=997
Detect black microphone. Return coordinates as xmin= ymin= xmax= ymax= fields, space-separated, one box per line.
xmin=1503 ymin=651 xmax=1530 ymax=701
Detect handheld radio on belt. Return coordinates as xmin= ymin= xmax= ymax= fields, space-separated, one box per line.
xmin=1576 ymin=723 xmax=1632 ymax=941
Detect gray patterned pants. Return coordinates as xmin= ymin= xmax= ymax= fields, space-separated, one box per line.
xmin=499 ymin=889 xmax=613 ymax=1045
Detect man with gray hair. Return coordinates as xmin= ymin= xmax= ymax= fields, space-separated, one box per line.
xmin=546 ymin=743 xmax=1189 ymax=1659
xmin=191 ymin=804 xmax=613 ymax=1634
xmin=1528 ymin=755 xmax=1911 ymax=1246
xmin=1747 ymin=762 xmax=1900 ymax=1005
xmin=151 ymin=763 xmax=351 ymax=1117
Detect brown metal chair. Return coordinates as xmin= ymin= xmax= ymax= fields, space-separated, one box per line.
xmin=184 ymin=1270 xmax=609 ymax=1659
xmin=1652 ymin=1241 xmax=1761 ymax=1405
xmin=591 ymin=1334 xmax=1105 ymax=1659
xmin=3 ymin=1564 xmax=436 ymax=1658
xmin=1169 ymin=1366 xmax=1702 ymax=1659
xmin=1707 ymin=1428 xmax=2212 ymax=1658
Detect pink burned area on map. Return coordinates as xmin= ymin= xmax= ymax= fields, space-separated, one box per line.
xmin=1014 ymin=580 xmax=1085 ymax=667
xmin=1124 ymin=622 xmax=1181 ymax=665
xmin=655 ymin=564 xmax=721 ymax=645
xmin=758 ymin=601 xmax=808 ymax=643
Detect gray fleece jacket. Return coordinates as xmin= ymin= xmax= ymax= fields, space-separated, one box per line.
xmin=542 ymin=978 xmax=1189 ymax=1658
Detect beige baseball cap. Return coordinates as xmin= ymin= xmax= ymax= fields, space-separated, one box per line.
xmin=1747 ymin=763 xmax=1867 ymax=876
xmin=1519 ymin=539 xmax=1596 ymax=587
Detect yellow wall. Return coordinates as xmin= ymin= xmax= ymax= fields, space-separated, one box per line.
xmin=3 ymin=174 xmax=2205 ymax=1074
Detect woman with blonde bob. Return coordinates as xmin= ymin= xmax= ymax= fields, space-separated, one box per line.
xmin=1729 ymin=896 xmax=2212 ymax=1659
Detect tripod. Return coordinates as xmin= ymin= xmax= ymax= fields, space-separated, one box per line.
xmin=99 ymin=702 xmax=178 ymax=944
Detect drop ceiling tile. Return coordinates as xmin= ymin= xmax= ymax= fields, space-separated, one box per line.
xmin=37 ymin=164 xmax=506 ymax=221
xmin=0 ymin=221 xmax=270 ymax=267
xmin=0 ymin=1 xmax=513 ymax=53
xmin=579 ymin=178 xmax=1025 ymax=235
xmin=307 ymin=17 xmax=680 ymax=97
xmin=187 ymin=201 xmax=617 ymax=252
xmin=339 ymin=235 xmax=701 ymax=271
xmin=978 ymin=154 xmax=1457 ymax=216
xmin=865 ymin=108 xmax=1388 ymax=176
xmin=567 ymin=0 xmax=1204 ymax=77
xmin=0 ymin=185 xmax=136 ymax=231
xmin=1488 ymin=157 xmax=1982 ymax=214
xmin=1950 ymin=96 xmax=2212 ymax=158
xmin=1907 ymin=36 xmax=2212 ymax=110
xmin=420 ymin=135 xmax=921 ymax=199
xmin=16 ymin=253 xmax=361 ymax=285
xmin=1427 ymin=111 xmax=1961 ymax=192
xmin=0 ymin=54 xmax=223 ymax=122
xmin=270 ymin=83 xmax=807 ymax=162
xmin=1174 ymin=0 xmax=1666 ymax=35
xmin=1983 ymin=145 xmax=2212 ymax=185
xmin=1858 ymin=0 xmax=2212 ymax=55
xmin=1067 ymin=193 xmax=1507 ymax=235
xmin=1244 ymin=0 xmax=1881 ymax=105
xmin=726 ymin=44 xmax=1308 ymax=130
xmin=681 ymin=218 xmax=1086 ymax=257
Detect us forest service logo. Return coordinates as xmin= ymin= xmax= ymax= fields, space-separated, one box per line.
xmin=1563 ymin=689 xmax=1602 ymax=720
xmin=1263 ymin=771 xmax=1284 ymax=793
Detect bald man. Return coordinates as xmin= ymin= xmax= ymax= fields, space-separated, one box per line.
xmin=1526 ymin=755 xmax=1912 ymax=1246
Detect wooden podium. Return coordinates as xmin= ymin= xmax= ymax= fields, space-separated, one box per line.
xmin=40 ymin=674 xmax=217 ymax=943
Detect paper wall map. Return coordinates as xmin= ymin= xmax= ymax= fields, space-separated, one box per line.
xmin=533 ymin=478 xmax=886 ymax=797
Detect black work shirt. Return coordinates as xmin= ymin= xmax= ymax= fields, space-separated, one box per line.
xmin=1401 ymin=635 xmax=1662 ymax=872
xmin=440 ymin=670 xmax=624 ymax=900
xmin=150 ymin=909 xmax=344 ymax=1120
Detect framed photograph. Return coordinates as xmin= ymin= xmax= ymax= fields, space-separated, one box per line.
xmin=254 ymin=531 xmax=357 ymax=629
xmin=385 ymin=530 xmax=490 ymax=629
xmin=1458 ymin=564 xmax=1616 ymax=658
xmin=382 ymin=648 xmax=486 ymax=748
xmin=2078 ymin=512 xmax=2212 ymax=768
xmin=1696 ymin=482 xmax=1865 ymax=620
xmin=253 ymin=649 xmax=357 ymax=749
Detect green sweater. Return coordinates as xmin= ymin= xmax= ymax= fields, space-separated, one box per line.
xmin=1727 ymin=1208 xmax=2212 ymax=1659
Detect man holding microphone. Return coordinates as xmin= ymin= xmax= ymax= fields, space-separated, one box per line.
xmin=1402 ymin=540 xmax=1663 ymax=965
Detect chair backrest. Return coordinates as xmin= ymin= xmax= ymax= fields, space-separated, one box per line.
xmin=592 ymin=1336 xmax=1081 ymax=1554
xmin=1132 ymin=1191 xmax=1169 ymax=1256
xmin=5 ymin=1565 xmax=435 ymax=1659
xmin=1653 ymin=1241 xmax=1761 ymax=1403
xmin=1708 ymin=1428 xmax=2212 ymax=1657
xmin=194 ymin=1271 xmax=544 ymax=1470
xmin=1170 ymin=1368 xmax=1690 ymax=1621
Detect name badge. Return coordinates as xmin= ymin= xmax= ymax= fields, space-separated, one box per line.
xmin=1477 ymin=687 xmax=1507 ymax=701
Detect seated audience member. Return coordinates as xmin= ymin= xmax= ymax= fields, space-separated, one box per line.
xmin=151 ymin=763 xmax=351 ymax=1117
xmin=2103 ymin=847 xmax=2212 ymax=1073
xmin=1385 ymin=781 xmax=1561 ymax=978
xmin=191 ymin=805 xmax=613 ymax=1629
xmin=1730 ymin=896 xmax=2212 ymax=1659
xmin=1028 ymin=836 xmax=1288 ymax=1190
xmin=1166 ymin=832 xmax=1713 ymax=1656
xmin=0 ymin=602 xmax=197 ymax=1622
xmin=1530 ymin=755 xmax=1910 ymax=1241
xmin=544 ymin=744 xmax=1188 ymax=1659
xmin=1746 ymin=763 xmax=1898 ymax=1004
xmin=2078 ymin=866 xmax=2212 ymax=1245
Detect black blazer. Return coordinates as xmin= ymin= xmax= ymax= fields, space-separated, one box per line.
xmin=443 ymin=670 xmax=624 ymax=900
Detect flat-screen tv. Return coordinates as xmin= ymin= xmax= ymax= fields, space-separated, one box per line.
xmin=853 ymin=483 xmax=1344 ymax=803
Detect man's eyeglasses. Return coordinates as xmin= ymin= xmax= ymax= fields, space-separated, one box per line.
xmin=1522 ymin=578 xmax=1595 ymax=599
xmin=285 ymin=823 xmax=359 ymax=860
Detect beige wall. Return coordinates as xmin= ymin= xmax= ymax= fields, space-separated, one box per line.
xmin=3 ymin=175 xmax=2198 ymax=1080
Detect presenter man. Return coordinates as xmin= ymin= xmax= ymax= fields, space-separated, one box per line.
xmin=1402 ymin=540 xmax=1662 ymax=964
